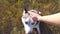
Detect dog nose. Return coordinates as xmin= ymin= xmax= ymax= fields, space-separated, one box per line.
xmin=25 ymin=22 xmax=28 ymax=24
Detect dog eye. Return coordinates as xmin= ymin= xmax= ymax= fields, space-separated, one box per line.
xmin=25 ymin=22 xmax=28 ymax=24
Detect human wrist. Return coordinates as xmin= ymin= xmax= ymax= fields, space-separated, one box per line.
xmin=38 ymin=16 xmax=46 ymax=22
xmin=37 ymin=15 xmax=43 ymax=21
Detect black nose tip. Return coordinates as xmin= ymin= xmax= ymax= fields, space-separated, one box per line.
xmin=25 ymin=22 xmax=28 ymax=24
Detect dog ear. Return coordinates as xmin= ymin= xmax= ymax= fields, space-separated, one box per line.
xmin=24 ymin=7 xmax=28 ymax=13
xmin=38 ymin=11 xmax=41 ymax=14
xmin=37 ymin=11 xmax=43 ymax=16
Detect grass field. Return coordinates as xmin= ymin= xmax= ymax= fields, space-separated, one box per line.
xmin=0 ymin=0 xmax=60 ymax=34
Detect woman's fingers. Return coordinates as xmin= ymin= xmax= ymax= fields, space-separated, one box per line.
xmin=29 ymin=12 xmax=39 ymax=21
xmin=29 ymin=11 xmax=42 ymax=21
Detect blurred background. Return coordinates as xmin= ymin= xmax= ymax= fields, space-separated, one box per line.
xmin=0 ymin=0 xmax=60 ymax=34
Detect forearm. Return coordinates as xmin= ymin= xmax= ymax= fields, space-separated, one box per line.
xmin=39 ymin=13 xmax=60 ymax=26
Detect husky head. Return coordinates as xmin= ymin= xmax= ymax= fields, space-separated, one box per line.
xmin=21 ymin=8 xmax=41 ymax=34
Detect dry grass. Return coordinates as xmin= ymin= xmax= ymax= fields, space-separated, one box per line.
xmin=0 ymin=0 xmax=60 ymax=34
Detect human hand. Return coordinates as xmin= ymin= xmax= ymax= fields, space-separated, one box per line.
xmin=29 ymin=12 xmax=42 ymax=21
